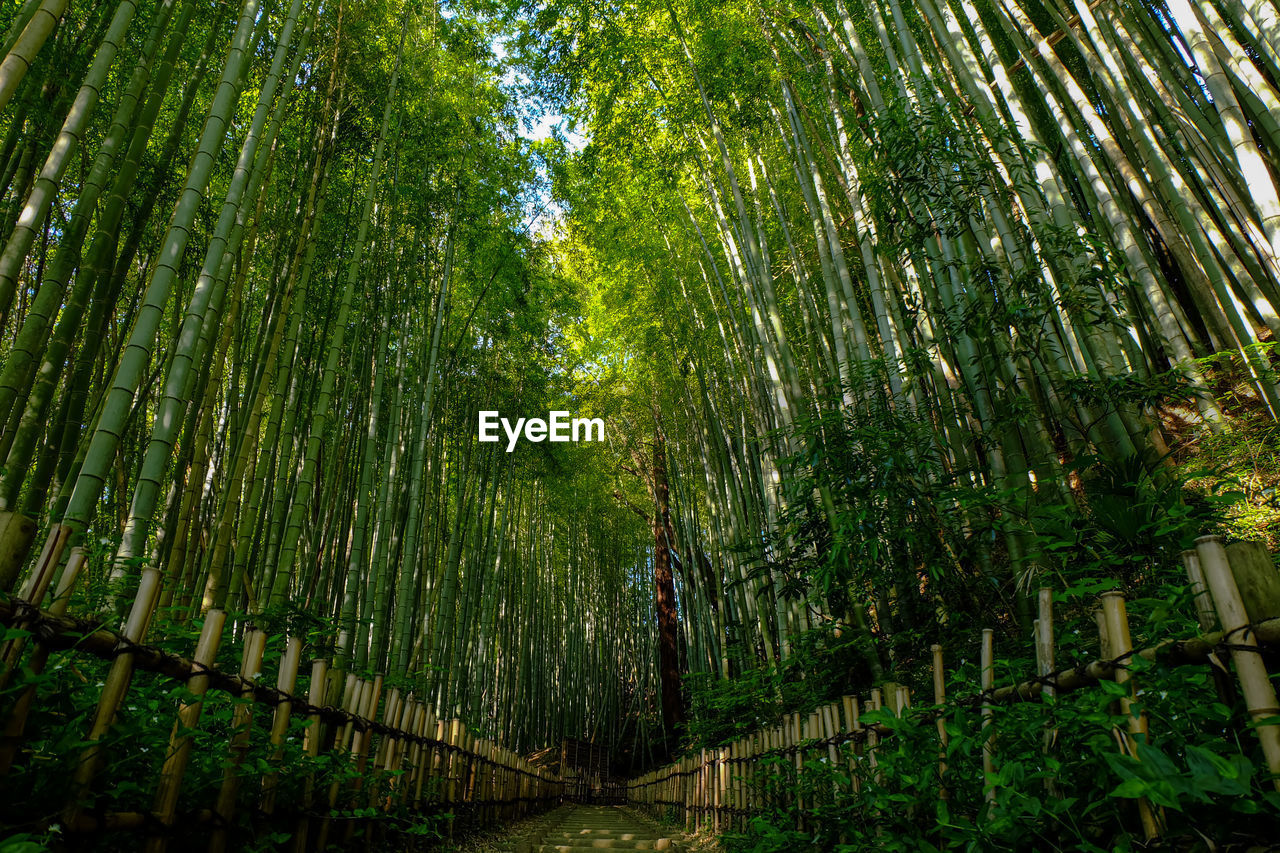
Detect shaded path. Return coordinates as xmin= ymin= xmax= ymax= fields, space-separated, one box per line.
xmin=490 ymin=804 xmax=694 ymax=852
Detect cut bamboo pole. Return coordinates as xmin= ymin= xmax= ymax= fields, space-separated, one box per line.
xmin=345 ymin=674 xmax=382 ymax=842
xmin=931 ymin=644 xmax=948 ymax=797
xmin=0 ymin=511 xmax=36 ymax=594
xmin=1196 ymin=535 xmax=1280 ymax=791
xmin=146 ymin=609 xmax=227 ymax=853
xmin=869 ymin=688 xmax=882 ymax=784
xmin=791 ymin=712 xmax=803 ymax=831
xmin=1226 ymin=541 xmax=1280 ymax=623
xmin=0 ymin=523 xmax=71 ymax=691
xmin=209 ymin=626 xmax=267 ymax=853
xmin=842 ymin=695 xmax=861 ymax=794
xmin=1182 ymin=549 xmax=1220 ymax=632
xmin=446 ymin=719 xmax=463 ymax=836
xmin=1100 ymin=592 xmax=1162 ymax=839
xmin=317 ymin=675 xmax=363 ymax=851
xmin=980 ymin=628 xmax=995 ymax=806
xmin=260 ymin=635 xmax=302 ymax=814
xmin=292 ymin=658 xmax=327 ymax=853
xmin=0 ymin=545 xmax=85 ymax=774
xmin=1035 ymin=589 xmax=1060 ymax=799
xmin=65 ymin=565 xmax=165 ymax=823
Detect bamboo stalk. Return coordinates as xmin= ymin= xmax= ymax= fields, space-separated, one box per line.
xmin=1196 ymin=535 xmax=1280 ymax=790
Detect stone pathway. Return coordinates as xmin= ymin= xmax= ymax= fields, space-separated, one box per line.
xmin=492 ymin=804 xmax=691 ymax=853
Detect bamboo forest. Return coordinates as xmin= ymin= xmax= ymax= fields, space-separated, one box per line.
xmin=5 ymin=0 xmax=1280 ymax=849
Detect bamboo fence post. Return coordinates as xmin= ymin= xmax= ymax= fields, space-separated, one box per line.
xmin=209 ymin=626 xmax=267 ymax=853
xmin=292 ymin=658 xmax=327 ymax=853
xmin=791 ymin=712 xmax=804 ymax=831
xmin=1101 ymin=591 xmax=1162 ymax=839
xmin=352 ymin=673 xmax=382 ymax=776
xmin=16 ymin=525 xmax=64 ymax=609
xmin=738 ymin=735 xmax=749 ymax=825
xmin=0 ymin=511 xmax=37 ymax=594
xmin=686 ymin=753 xmax=696 ymax=830
xmin=1181 ymin=549 xmax=1220 ymax=632
xmin=494 ymin=746 xmax=505 ymax=821
xmin=494 ymin=743 xmax=505 ymax=823
xmin=842 ymin=696 xmax=861 ymax=794
xmin=807 ymin=711 xmax=821 ymax=825
xmin=477 ymin=739 xmax=490 ymax=826
xmin=65 ymin=564 xmax=165 ymax=823
xmin=145 ymin=608 xmax=227 ymax=852
xmin=980 ymin=629 xmax=995 ymax=807
xmin=494 ymin=742 xmax=504 ymax=819
xmin=466 ymin=726 xmax=478 ymax=817
xmin=505 ymin=750 xmax=514 ymax=820
xmin=821 ymin=703 xmax=839 ymax=797
xmin=386 ymin=696 xmax=414 ymax=806
xmin=422 ymin=718 xmax=446 ymax=811
xmin=382 ymin=696 xmax=406 ymax=804
xmin=410 ymin=703 xmax=432 ymax=809
xmin=415 ymin=714 xmax=441 ymax=810
xmin=376 ymin=687 xmax=401 ymax=773
xmin=446 ymin=719 xmax=463 ymax=837
xmin=869 ymin=688 xmax=882 ymax=784
xmin=931 ymin=645 xmax=948 ymax=798
xmin=398 ymin=701 xmax=421 ymax=808
xmin=260 ymin=635 xmax=302 ymax=815
xmin=713 ymin=745 xmax=723 ymax=832
xmin=520 ymin=754 xmax=530 ymax=819
xmin=1035 ymin=589 xmax=1060 ymax=799
xmin=1195 ymin=535 xmax=1280 ymax=790
xmin=0 ymin=545 xmax=86 ymax=774
xmin=347 ymin=674 xmax=383 ymax=842
xmin=702 ymin=746 xmax=711 ymax=833
xmin=317 ymin=676 xmax=364 ymax=851
xmin=366 ymin=686 xmax=400 ymax=830
xmin=725 ymin=739 xmax=738 ymax=831
xmin=0 ymin=527 xmax=69 ymax=691
xmin=1226 ymin=541 xmax=1280 ymax=622
xmin=4 ymin=523 xmax=72 ymax=633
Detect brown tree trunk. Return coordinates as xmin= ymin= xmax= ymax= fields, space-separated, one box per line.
xmin=652 ymin=411 xmax=685 ymax=743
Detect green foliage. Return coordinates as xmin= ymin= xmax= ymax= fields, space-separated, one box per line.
xmin=704 ymin=638 xmax=1280 ymax=851
xmin=0 ymin=628 xmax=449 ymax=851
xmin=685 ymin=626 xmax=871 ymax=749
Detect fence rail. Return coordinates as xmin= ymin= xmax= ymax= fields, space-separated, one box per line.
xmin=625 ymin=536 xmax=1280 ymax=842
xmin=0 ymin=561 xmax=564 ymax=851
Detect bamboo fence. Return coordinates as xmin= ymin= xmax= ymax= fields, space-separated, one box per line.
xmin=625 ymin=536 xmax=1280 ymax=840
xmin=0 ymin=577 xmax=564 ymax=851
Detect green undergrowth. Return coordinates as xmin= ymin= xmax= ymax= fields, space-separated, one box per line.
xmin=680 ymin=647 xmax=1280 ymax=851
xmin=0 ymin=621 xmax=450 ymax=852
xmin=669 ymin=385 xmax=1280 ymax=850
